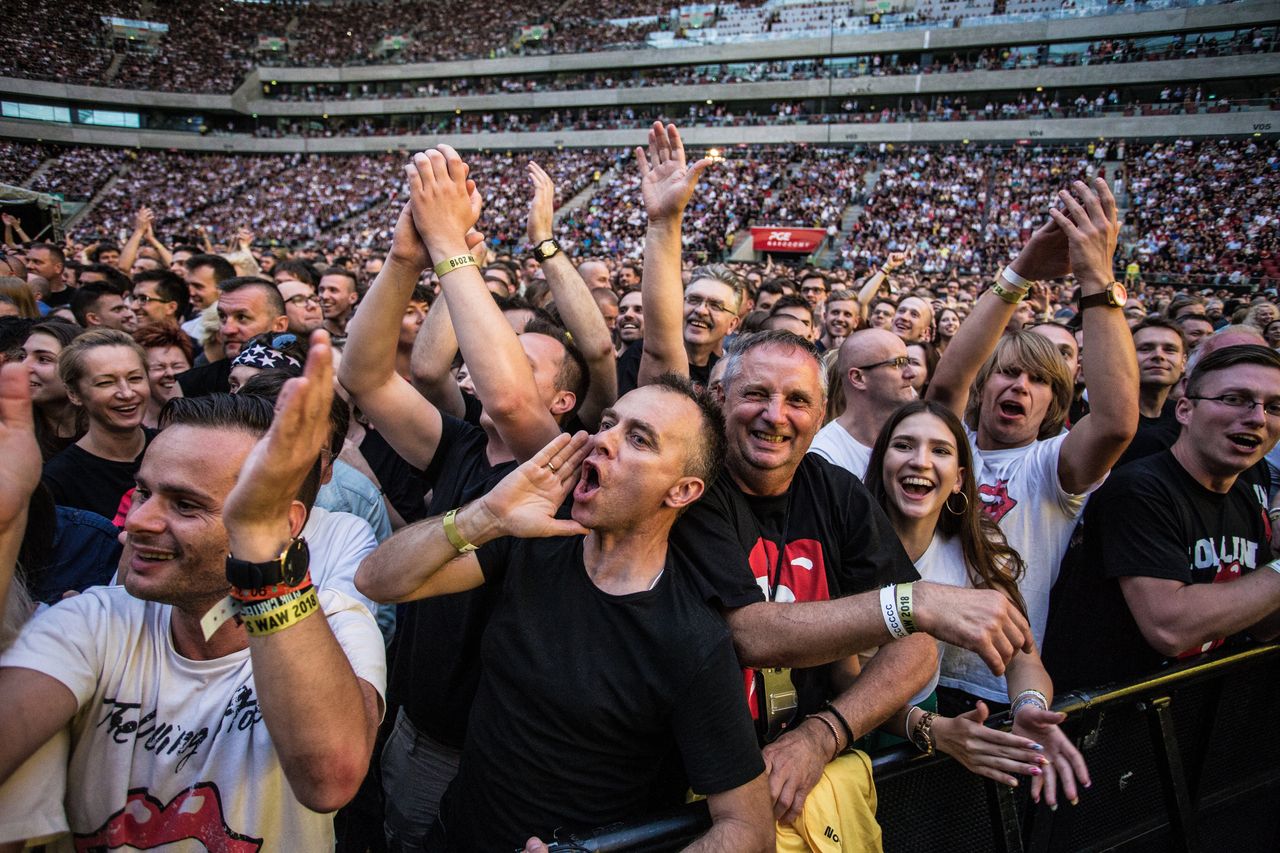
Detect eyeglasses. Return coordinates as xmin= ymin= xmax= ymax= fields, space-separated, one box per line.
xmin=854 ymin=356 xmax=911 ymax=372
xmin=684 ymin=294 xmax=733 ymax=315
xmin=1186 ymin=393 xmax=1280 ymax=418
xmin=128 ymin=294 xmax=175 ymax=307
xmin=284 ymin=294 xmax=320 ymax=307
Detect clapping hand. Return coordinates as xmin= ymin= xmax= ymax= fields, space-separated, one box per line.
xmin=637 ymin=122 xmax=713 ymax=224
xmin=1009 ymin=218 xmax=1070 ymax=283
xmin=526 ymin=161 xmax=556 ymax=246
xmin=405 ymin=145 xmax=483 ymax=261
xmin=134 ymin=206 xmax=154 ymax=234
xmin=1046 ymin=178 xmax=1119 ymax=287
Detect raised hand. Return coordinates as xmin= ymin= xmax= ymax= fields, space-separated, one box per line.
xmin=224 ymin=330 xmax=334 ymax=554
xmin=886 ymin=251 xmax=908 ymax=271
xmin=1 ymin=213 xmax=18 ymax=228
xmin=134 ymin=206 xmax=154 ymax=234
xmin=0 ymin=364 xmax=41 ymax=530
xmin=405 ymin=144 xmax=483 ymax=260
xmin=388 ymin=201 xmax=486 ymax=273
xmin=1014 ymin=706 xmax=1090 ymax=808
xmin=237 ymin=227 xmax=254 ymax=250
xmin=1009 ymin=218 xmax=1070 ymax=283
xmin=636 ymin=122 xmax=713 ymax=224
xmin=526 ymin=161 xmax=556 ymax=245
xmin=476 ymin=431 xmax=592 ymax=541
xmin=1047 ymin=178 xmax=1119 ymax=287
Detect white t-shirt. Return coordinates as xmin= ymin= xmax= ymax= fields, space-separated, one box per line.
xmin=304 ymin=505 xmax=379 ymax=619
xmin=938 ymin=429 xmax=1100 ymax=702
xmin=808 ymin=421 xmax=873 ymax=481
xmin=0 ymin=585 xmax=386 ymax=852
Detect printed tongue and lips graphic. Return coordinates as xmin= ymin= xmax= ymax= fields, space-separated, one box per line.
xmin=75 ymin=783 xmax=262 ymax=852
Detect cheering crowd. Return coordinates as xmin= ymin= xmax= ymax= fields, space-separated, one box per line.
xmin=0 ymin=121 xmax=1279 ymax=852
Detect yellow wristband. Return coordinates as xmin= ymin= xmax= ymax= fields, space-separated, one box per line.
xmin=992 ymin=282 xmax=1027 ymax=305
xmin=433 ymin=253 xmax=477 ymax=278
xmin=241 ymin=587 xmax=320 ymax=637
xmin=443 ymin=508 xmax=478 ymax=554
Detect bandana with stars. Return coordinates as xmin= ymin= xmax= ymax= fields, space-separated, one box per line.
xmin=232 ymin=341 xmax=302 ymax=371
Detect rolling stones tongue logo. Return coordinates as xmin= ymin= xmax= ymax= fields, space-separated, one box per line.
xmin=978 ymin=479 xmax=1018 ymax=522
xmin=75 ymin=783 xmax=262 ymax=852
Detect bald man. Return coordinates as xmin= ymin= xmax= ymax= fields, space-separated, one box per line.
xmin=577 ymin=260 xmax=612 ymax=292
xmin=808 ymin=329 xmax=919 ymax=479
xmin=891 ymin=295 xmax=934 ymax=343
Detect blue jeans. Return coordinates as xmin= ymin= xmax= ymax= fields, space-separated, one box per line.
xmin=382 ymin=709 xmax=462 ymax=853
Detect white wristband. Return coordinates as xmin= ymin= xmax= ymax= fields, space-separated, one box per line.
xmin=1002 ymin=266 xmax=1032 ymax=289
xmin=880 ymin=584 xmax=910 ymax=640
xmin=1268 ymin=559 xmax=1280 ymax=575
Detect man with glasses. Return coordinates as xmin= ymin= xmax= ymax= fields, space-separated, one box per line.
xmin=1044 ymin=345 xmax=1280 ymax=689
xmin=129 ymin=270 xmax=189 ymax=329
xmin=799 ymin=271 xmax=829 ymax=313
xmin=278 ymin=278 xmax=325 ymax=337
xmin=809 ymin=329 xmax=918 ymax=479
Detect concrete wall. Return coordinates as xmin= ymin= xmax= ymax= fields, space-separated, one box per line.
xmin=3 ymin=110 xmax=1273 ymax=154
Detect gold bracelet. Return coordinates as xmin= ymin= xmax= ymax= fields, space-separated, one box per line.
xmin=443 ymin=508 xmax=478 ymax=554
xmin=433 ymin=253 xmax=477 ymax=278
xmin=241 ymin=586 xmax=320 ymax=637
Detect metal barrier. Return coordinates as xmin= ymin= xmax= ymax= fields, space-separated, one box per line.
xmin=539 ymin=643 xmax=1280 ymax=852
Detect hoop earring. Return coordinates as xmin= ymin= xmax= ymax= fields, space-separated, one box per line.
xmin=945 ymin=491 xmax=969 ymax=516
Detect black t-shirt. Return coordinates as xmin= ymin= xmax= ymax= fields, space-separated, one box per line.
xmin=387 ymin=413 xmax=515 ymax=747
xmin=176 ymin=358 xmax=231 ymax=397
xmin=438 ymin=535 xmax=763 ymax=852
xmin=359 ymin=427 xmax=429 ymax=524
xmin=44 ymin=288 xmax=72 ymax=308
xmin=1043 ymin=450 xmax=1273 ymax=691
xmin=1116 ymin=397 xmax=1181 ymax=467
xmin=616 ymin=338 xmax=719 ymax=397
xmin=41 ymin=431 xmax=155 ymax=521
xmin=671 ymin=454 xmax=919 ymax=726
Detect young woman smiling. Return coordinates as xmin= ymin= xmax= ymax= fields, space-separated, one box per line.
xmin=864 ymin=399 xmax=1089 ymax=808
xmin=21 ymin=321 xmax=84 ymax=461
xmin=41 ymin=330 xmax=153 ymax=521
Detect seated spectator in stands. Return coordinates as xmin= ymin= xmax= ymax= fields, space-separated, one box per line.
xmin=278 ymin=277 xmax=326 ymax=337
xmin=41 ymin=330 xmax=152 ymax=520
xmin=21 ymin=320 xmax=83 ymax=460
xmin=319 ymin=267 xmax=360 ymax=338
xmin=1116 ymin=319 xmax=1188 ymax=466
xmin=819 ymin=288 xmax=859 ymax=352
xmin=763 ymin=294 xmax=817 ymax=341
xmin=1044 ymin=345 xmax=1280 ymax=690
xmin=133 ymin=323 xmax=193 ymax=430
xmin=128 ymin=269 xmax=190 ymax=329
xmin=183 ymin=253 xmax=236 ymax=343
xmin=69 ymin=278 xmax=136 ymax=334
xmin=864 ymin=400 xmax=1088 ymax=808
xmin=810 ymin=329 xmax=918 ymax=479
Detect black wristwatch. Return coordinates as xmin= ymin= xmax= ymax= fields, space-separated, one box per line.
xmin=226 ymin=537 xmax=310 ymax=589
xmin=532 ymin=238 xmax=560 ymax=262
xmin=1079 ymin=281 xmax=1128 ymax=310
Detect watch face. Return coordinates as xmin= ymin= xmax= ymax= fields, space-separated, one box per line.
xmin=282 ymin=538 xmax=310 ymax=586
xmin=1110 ymin=282 xmax=1128 ymax=306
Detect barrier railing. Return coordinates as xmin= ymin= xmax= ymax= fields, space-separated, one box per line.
xmin=538 ymin=643 xmax=1280 ymax=852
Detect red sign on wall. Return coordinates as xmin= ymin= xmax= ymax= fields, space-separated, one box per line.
xmin=750 ymin=226 xmax=827 ymax=254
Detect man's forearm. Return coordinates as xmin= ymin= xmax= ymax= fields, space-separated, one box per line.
xmin=409 ymin=295 xmax=465 ymax=418
xmin=541 ymin=253 xmax=617 ymax=427
xmin=829 ymin=633 xmax=935 ymax=740
xmin=639 ymin=218 xmax=690 ymax=385
xmin=355 ymin=501 xmax=495 ymax=603
xmin=727 ymin=593 xmax=891 ymax=669
xmin=1124 ymin=570 xmax=1280 ymax=657
xmin=339 ymin=255 xmax=423 ymax=394
xmin=927 ymin=282 xmax=1018 ymax=417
